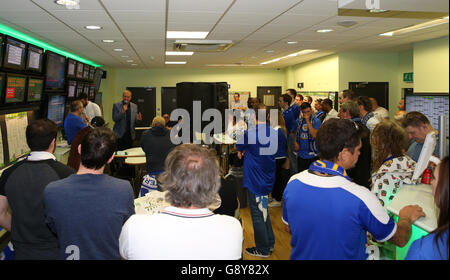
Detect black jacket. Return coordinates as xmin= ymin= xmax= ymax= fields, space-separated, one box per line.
xmin=140 ymin=126 xmax=176 ymax=174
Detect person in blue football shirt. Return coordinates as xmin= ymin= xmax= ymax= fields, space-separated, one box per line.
xmin=236 ymin=104 xmax=281 ymax=258
xmin=282 ymin=118 xmax=426 ymax=260
xmin=406 ymin=156 xmax=449 ymax=260
xmin=64 ymin=100 xmax=87 ymax=145
xmin=294 ymin=102 xmax=321 ymax=173
xmin=279 ymin=94 xmax=298 ymax=176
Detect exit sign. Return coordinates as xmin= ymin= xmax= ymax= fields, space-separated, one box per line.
xmin=403 ymin=72 xmax=413 ymax=83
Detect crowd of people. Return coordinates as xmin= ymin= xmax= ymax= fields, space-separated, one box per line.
xmin=0 ymin=88 xmax=447 ymax=261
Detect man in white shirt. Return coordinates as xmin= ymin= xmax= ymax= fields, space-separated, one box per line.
xmin=119 ymin=144 xmax=243 ymax=260
xmin=370 ymin=97 xmax=389 ymax=121
xmin=321 ymin=98 xmax=339 ymax=123
xmin=80 ymin=93 xmax=102 ymax=123
xmin=358 ymin=96 xmax=380 ymax=132
xmin=230 ymin=92 xmax=246 ymax=111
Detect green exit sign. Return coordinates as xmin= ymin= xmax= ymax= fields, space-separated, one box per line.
xmin=403 ymin=72 xmax=413 ymax=83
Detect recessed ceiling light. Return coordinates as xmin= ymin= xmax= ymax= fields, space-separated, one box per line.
xmin=317 ymin=29 xmax=333 ymax=33
xmin=167 ymin=31 xmax=208 ymax=39
xmin=113 ymin=48 xmax=123 ymax=52
xmin=102 ymin=39 xmax=115 ymax=43
xmin=55 ymin=0 xmax=79 ymax=9
xmin=165 ymin=61 xmax=187 ymax=65
xmin=85 ymin=25 xmax=102 ymax=30
xmin=287 ymin=41 xmax=298 ymax=44
xmin=165 ymin=51 xmax=194 ymax=56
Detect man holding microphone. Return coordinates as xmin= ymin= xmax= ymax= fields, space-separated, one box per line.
xmin=113 ymin=90 xmax=142 ymax=150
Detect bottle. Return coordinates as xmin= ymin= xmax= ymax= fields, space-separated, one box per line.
xmin=421 ymin=167 xmax=432 ymax=184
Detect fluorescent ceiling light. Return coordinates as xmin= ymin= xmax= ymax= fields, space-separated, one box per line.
xmin=265 ymin=50 xmax=275 ymax=53
xmin=113 ymin=48 xmax=123 ymax=52
xmin=287 ymin=41 xmax=298 ymax=44
xmin=260 ymin=49 xmax=318 ymax=65
xmin=165 ymin=61 xmax=187 ymax=65
xmin=317 ymin=29 xmax=333 ymax=33
xmin=369 ymin=9 xmax=388 ymax=13
xmin=206 ymin=64 xmax=260 ymax=67
xmin=55 ymin=0 xmax=80 ymax=9
xmin=165 ymin=51 xmax=194 ymax=56
xmin=102 ymin=39 xmax=115 ymax=43
xmin=131 ymin=64 xmax=138 ymax=66
xmin=167 ymin=31 xmax=208 ymax=39
xmin=121 ymin=55 xmax=129 ymax=58
xmin=126 ymin=60 xmax=134 ymax=62
xmin=261 ymin=58 xmax=281 ymax=65
xmin=85 ymin=25 xmax=102 ymax=30
xmin=379 ymin=16 xmax=449 ymax=36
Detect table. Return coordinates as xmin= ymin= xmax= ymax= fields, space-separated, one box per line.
xmin=387 ymin=183 xmax=438 ymax=233
xmin=114 ymin=147 xmax=146 ymax=197
xmin=387 ymin=183 xmax=438 ymax=260
xmin=114 ymin=147 xmax=145 ymax=158
xmin=213 ymin=133 xmax=236 ymax=174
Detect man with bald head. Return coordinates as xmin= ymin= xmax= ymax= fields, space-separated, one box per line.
xmin=113 ymin=90 xmax=142 ymax=150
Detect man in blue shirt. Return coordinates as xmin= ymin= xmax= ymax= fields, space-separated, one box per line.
xmin=236 ymin=104 xmax=281 ymax=258
xmin=402 ymin=111 xmax=444 ymax=162
xmin=282 ymin=118 xmax=426 ymax=260
xmin=64 ymin=100 xmax=87 ymax=145
xmin=294 ymin=102 xmax=321 ymax=173
xmin=279 ymin=93 xmax=299 ymax=176
xmin=44 ymin=127 xmax=135 ymax=260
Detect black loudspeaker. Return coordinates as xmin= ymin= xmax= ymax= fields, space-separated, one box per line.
xmin=176 ymin=82 xmax=229 ymax=141
xmin=101 ymin=70 xmax=107 ymax=79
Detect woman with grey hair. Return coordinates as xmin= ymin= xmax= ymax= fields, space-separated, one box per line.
xmin=119 ymin=144 xmax=243 ymax=260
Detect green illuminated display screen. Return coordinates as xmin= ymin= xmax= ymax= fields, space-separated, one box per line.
xmin=27 ymin=78 xmax=43 ymax=102
xmin=5 ymin=75 xmax=26 ymax=103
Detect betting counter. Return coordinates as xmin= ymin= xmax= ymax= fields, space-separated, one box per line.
xmin=387 ymin=183 xmax=438 ymax=260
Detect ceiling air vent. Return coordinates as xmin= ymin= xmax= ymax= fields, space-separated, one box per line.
xmin=336 ymin=20 xmax=358 ymax=27
xmin=173 ymin=40 xmax=233 ymax=52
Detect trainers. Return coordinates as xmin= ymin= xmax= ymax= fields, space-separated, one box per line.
xmin=245 ymin=247 xmax=270 ymax=258
xmin=268 ymin=200 xmax=282 ymax=207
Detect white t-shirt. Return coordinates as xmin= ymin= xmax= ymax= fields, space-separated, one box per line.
xmin=366 ymin=116 xmax=380 ymax=132
xmin=119 ymin=206 xmax=243 ymax=260
xmin=323 ymin=109 xmax=339 ymax=123
xmin=84 ymin=101 xmax=102 ymax=121
xmin=373 ymin=107 xmax=389 ymax=121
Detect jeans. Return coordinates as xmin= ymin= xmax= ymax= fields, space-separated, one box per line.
xmin=247 ymin=191 xmax=275 ymax=254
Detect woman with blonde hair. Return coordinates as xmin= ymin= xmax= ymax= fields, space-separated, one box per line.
xmin=370 ymin=120 xmax=416 ymax=209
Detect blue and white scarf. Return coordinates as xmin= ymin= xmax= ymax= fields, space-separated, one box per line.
xmin=309 ymin=160 xmax=352 ymax=182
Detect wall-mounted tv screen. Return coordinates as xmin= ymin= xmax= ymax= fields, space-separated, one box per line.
xmin=67 ymin=58 xmax=76 ymax=78
xmin=5 ymin=74 xmax=26 ymax=104
xmin=89 ymin=66 xmax=95 ymax=81
xmin=67 ymin=80 xmax=77 ymax=98
xmin=44 ymin=51 xmax=66 ymax=92
xmin=76 ymin=82 xmax=84 ymax=97
xmin=0 ymin=72 xmax=5 ymax=101
xmin=89 ymin=84 xmax=95 ymax=99
xmin=26 ymin=44 xmax=44 ymax=73
xmin=3 ymin=36 xmax=27 ymax=70
xmin=93 ymin=68 xmax=104 ymax=92
xmin=83 ymin=83 xmax=90 ymax=95
xmin=27 ymin=77 xmax=44 ymax=102
xmin=0 ymin=35 xmax=4 ymax=67
xmin=83 ymin=64 xmax=90 ymax=80
xmin=47 ymin=95 xmax=66 ymax=127
xmin=76 ymin=62 xmax=84 ymax=79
